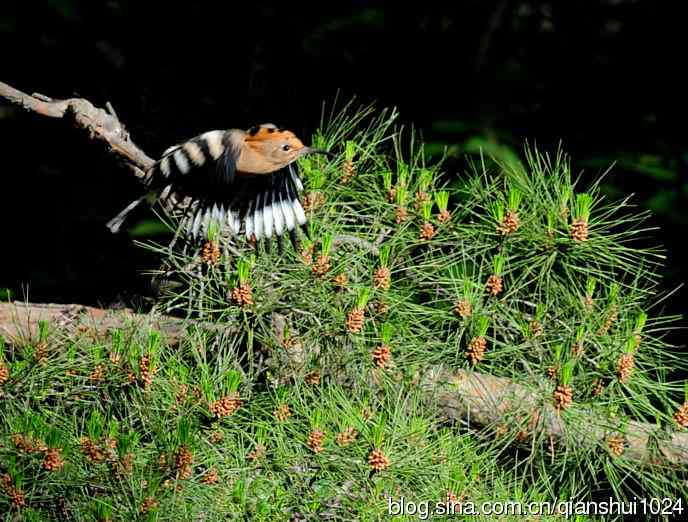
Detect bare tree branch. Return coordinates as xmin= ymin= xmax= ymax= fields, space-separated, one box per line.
xmin=422 ymin=366 xmax=688 ymax=467
xmin=0 ymin=80 xmax=154 ymax=179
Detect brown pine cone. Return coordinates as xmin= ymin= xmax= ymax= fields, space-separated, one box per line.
xmin=673 ymin=402 xmax=688 ymax=428
xmin=546 ymin=366 xmax=558 ymax=380
xmin=368 ymin=448 xmax=390 ymax=472
xmin=332 ymin=272 xmax=348 ymax=288
xmin=274 ymin=403 xmax=291 ymax=422
xmin=307 ymin=429 xmax=325 ymax=454
xmin=616 ymin=353 xmax=635 ymax=383
xmin=570 ymin=218 xmax=589 ymax=241
xmin=2 ymin=474 xmax=26 ymax=508
xmin=209 ymin=392 xmax=242 ymax=418
xmin=302 ymin=191 xmax=326 ymax=211
xmin=42 ymin=448 xmax=64 ymax=472
xmin=346 ymin=308 xmax=365 ymax=333
xmin=301 ymin=247 xmax=314 ymax=265
xmin=394 ymin=206 xmax=408 ymax=224
xmin=592 ymin=378 xmax=605 ymax=397
xmin=437 ymin=209 xmax=451 ymax=224
xmin=202 ymin=467 xmax=218 ymax=485
xmin=607 ymin=435 xmax=625 ymax=457
xmin=466 ymin=336 xmax=487 ymax=365
xmin=312 ymin=254 xmax=331 ymax=277
xmin=572 ymin=342 xmax=584 ymax=357
xmin=454 ymin=299 xmax=472 ymax=319
xmin=373 ymin=300 xmax=389 ymax=316
xmin=247 ymin=444 xmax=266 ymax=462
xmin=419 ymin=222 xmax=435 ymax=240
xmin=231 ymin=282 xmax=254 ymax=307
xmin=553 ymin=384 xmax=573 ymax=411
xmin=141 ymin=496 xmax=159 ymax=513
xmin=201 ymin=240 xmax=221 ymax=265
xmin=341 ymin=159 xmax=356 ymax=183
xmin=529 ymin=320 xmax=543 ymax=337
xmin=90 ymin=363 xmax=105 ymax=383
xmin=598 ymin=308 xmax=618 ymax=335
xmin=175 ymin=446 xmax=193 ymax=479
xmin=139 ymin=355 xmax=156 ymax=389
xmin=497 ymin=210 xmax=520 ymax=235
xmin=335 ymin=427 xmax=358 ymax=446
xmin=372 ymin=344 xmax=392 ymax=369
xmin=373 ymin=266 xmax=391 ymax=290
xmin=80 ymin=437 xmax=105 ymax=462
xmin=304 ymin=371 xmax=321 ymax=385
xmin=414 ymin=191 xmax=431 ymax=211
xmin=485 ymin=274 xmax=503 ymax=296
xmin=0 ymin=361 xmax=9 ymax=384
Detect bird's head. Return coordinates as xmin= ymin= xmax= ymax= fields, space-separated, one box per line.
xmin=241 ymin=123 xmax=332 ymax=173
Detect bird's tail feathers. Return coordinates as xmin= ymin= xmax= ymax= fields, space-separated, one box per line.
xmin=106 ymin=196 xmax=147 ymax=233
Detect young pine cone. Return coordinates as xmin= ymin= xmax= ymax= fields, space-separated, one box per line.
xmin=2 ymin=474 xmax=26 ymax=508
xmin=414 ymin=191 xmax=431 ymax=211
xmin=368 ymin=448 xmax=390 ymax=472
xmin=175 ymin=446 xmax=193 ymax=479
xmin=372 ymin=344 xmax=392 ymax=369
xmin=302 ymin=191 xmax=326 ymax=211
xmin=373 ymin=266 xmax=391 ymax=290
xmin=274 ymin=403 xmax=291 ymax=422
xmin=497 ymin=210 xmax=520 ymax=235
xmin=546 ymin=366 xmax=558 ymax=380
xmin=201 ymin=240 xmax=221 ymax=265
xmin=335 ymin=427 xmax=358 ymax=446
xmin=529 ymin=320 xmax=543 ymax=337
xmin=466 ymin=336 xmax=486 ymax=365
xmin=247 ymin=444 xmax=266 ymax=461
xmin=673 ymin=402 xmax=688 ymax=428
xmin=387 ymin=186 xmax=397 ymax=203
xmin=553 ymin=384 xmax=573 ymax=411
xmin=485 ymin=274 xmax=503 ymax=296
xmin=80 ymin=437 xmax=105 ymax=462
xmin=231 ymin=282 xmax=253 ymax=307
xmin=592 ymin=378 xmax=606 ymax=397
xmin=307 ymin=429 xmax=325 ymax=454
xmin=419 ymin=222 xmax=435 ymax=241
xmin=454 ymin=299 xmax=472 ymax=319
xmin=304 ymin=371 xmax=321 ymax=385
xmin=42 ymin=448 xmax=64 ymax=472
xmin=0 ymin=360 xmax=9 ymax=384
xmin=209 ymin=392 xmax=242 ymax=418
xmin=341 ymin=159 xmax=356 ymax=183
xmin=139 ymin=355 xmax=156 ymax=389
xmin=437 ymin=209 xmax=451 ymax=224
xmin=332 ymin=272 xmax=348 ymax=288
xmin=607 ymin=436 xmax=625 ymax=457
xmin=616 ymin=353 xmax=635 ymax=383
xmin=346 ymin=308 xmax=365 ymax=334
xmin=90 ymin=363 xmax=106 ymax=383
xmin=311 ymin=254 xmax=331 ymax=277
xmin=394 ymin=206 xmax=408 ymax=224
xmin=570 ymin=218 xmax=589 ymax=242
xmin=202 ymin=467 xmax=218 ymax=485
xmin=141 ymin=496 xmax=159 ymax=513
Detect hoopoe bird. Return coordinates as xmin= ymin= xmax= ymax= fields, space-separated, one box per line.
xmin=107 ymin=123 xmax=331 ymax=248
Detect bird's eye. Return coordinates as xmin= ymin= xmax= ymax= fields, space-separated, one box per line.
xmin=282 ymin=144 xmax=291 ymax=151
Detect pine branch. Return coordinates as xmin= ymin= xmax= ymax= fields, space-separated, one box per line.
xmin=2 ymin=300 xmax=686 ymax=467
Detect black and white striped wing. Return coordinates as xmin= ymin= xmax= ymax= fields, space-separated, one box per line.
xmin=146 ymin=134 xmax=307 ymax=244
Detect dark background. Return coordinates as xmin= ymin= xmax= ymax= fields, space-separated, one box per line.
xmin=1 ymin=1 xmax=686 ymax=326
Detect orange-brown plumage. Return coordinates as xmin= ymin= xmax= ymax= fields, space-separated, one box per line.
xmin=107 ymin=122 xmax=332 ymax=247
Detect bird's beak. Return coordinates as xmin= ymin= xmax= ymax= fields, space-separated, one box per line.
xmin=300 ymin=146 xmax=335 ymax=158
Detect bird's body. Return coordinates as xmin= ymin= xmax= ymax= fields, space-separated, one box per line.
xmin=107 ymin=124 xmax=329 ymax=247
